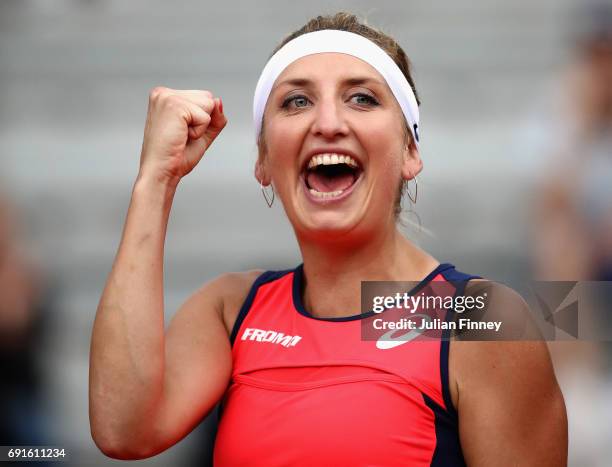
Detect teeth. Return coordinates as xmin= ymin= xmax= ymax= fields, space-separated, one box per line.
xmin=309 ymin=188 xmax=345 ymax=198
xmin=306 ymin=153 xmax=359 ymax=169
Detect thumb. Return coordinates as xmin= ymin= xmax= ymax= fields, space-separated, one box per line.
xmin=182 ymin=98 xmax=227 ymax=167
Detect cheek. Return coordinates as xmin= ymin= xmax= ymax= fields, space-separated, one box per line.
xmin=266 ymin=118 xmax=305 ymax=161
xmin=361 ymin=111 xmax=403 ymax=145
xmin=362 ymin=123 xmax=404 ymax=173
xmin=262 ymin=119 xmax=306 ymax=202
xmin=360 ymin=121 xmax=404 ymax=200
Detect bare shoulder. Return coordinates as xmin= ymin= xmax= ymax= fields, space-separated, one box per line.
xmin=450 ymin=279 xmax=552 ymax=385
xmin=215 ymin=269 xmax=266 ymax=335
xmin=450 ymin=280 xmax=568 ymax=466
xmin=189 ymin=269 xmax=266 ymax=336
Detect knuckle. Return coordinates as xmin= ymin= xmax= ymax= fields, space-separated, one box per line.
xmin=149 ymin=86 xmax=166 ymax=101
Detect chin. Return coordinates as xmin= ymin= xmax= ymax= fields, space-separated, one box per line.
xmin=293 ymin=212 xmax=373 ymax=244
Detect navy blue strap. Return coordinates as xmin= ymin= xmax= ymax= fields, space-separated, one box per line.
xmin=228 ymin=268 xmax=294 ymax=346
xmin=439 ymin=266 xmax=482 ymax=419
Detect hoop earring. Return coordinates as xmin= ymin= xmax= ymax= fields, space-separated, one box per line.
xmin=407 ymin=175 xmax=418 ymax=204
xmin=260 ymin=179 xmax=275 ymax=208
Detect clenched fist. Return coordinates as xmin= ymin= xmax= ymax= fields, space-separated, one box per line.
xmin=138 ymin=87 xmax=227 ymax=185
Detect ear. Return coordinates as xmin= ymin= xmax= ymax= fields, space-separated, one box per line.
xmin=254 ymin=158 xmax=271 ymax=185
xmin=400 ymin=138 xmax=423 ymax=181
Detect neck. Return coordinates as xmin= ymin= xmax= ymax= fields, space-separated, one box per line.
xmin=296 ymin=225 xmax=439 ymax=319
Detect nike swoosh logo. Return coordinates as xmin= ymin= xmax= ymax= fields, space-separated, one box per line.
xmin=375 ymin=314 xmax=432 ymax=349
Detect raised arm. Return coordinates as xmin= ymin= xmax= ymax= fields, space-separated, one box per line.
xmin=89 ymin=87 xmax=231 ymax=459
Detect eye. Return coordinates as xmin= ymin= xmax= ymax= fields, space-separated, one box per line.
xmin=350 ymin=93 xmax=380 ymax=106
xmin=281 ymin=95 xmax=311 ymax=109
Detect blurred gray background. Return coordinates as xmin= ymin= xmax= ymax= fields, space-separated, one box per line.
xmin=1 ymin=0 xmax=611 ymax=465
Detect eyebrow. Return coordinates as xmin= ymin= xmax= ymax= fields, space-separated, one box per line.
xmin=273 ymin=76 xmax=386 ymax=91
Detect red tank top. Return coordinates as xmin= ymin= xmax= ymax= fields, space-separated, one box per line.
xmin=213 ymin=263 xmax=477 ymax=466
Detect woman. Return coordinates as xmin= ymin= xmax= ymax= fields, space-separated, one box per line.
xmin=89 ymin=12 xmax=567 ymax=466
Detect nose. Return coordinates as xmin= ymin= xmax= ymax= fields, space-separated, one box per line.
xmin=310 ymin=96 xmax=350 ymax=139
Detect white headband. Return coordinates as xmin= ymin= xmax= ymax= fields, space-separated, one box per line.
xmin=253 ymin=29 xmax=420 ymax=147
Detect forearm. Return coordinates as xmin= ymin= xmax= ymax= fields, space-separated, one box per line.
xmin=89 ymin=173 xmax=177 ymax=451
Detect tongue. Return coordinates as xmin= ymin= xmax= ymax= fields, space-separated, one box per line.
xmin=307 ymin=170 xmax=355 ymax=193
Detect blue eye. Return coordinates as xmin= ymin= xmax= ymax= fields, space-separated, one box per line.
xmin=351 ymin=93 xmax=379 ymax=106
xmin=281 ymin=92 xmax=380 ymax=110
xmin=281 ymin=95 xmax=310 ymax=109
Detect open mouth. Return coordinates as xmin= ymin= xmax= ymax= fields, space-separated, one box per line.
xmin=302 ymin=153 xmax=363 ymax=200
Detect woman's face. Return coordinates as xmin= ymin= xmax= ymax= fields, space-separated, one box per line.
xmin=257 ymin=52 xmax=421 ymax=243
